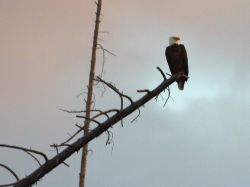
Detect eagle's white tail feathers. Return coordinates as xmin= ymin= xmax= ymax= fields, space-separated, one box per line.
xmin=177 ymin=81 xmax=185 ymax=90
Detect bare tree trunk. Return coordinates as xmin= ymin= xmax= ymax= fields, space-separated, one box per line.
xmin=79 ymin=1 xmax=102 ymax=187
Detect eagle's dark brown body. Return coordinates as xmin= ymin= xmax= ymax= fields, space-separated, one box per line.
xmin=165 ymin=43 xmax=189 ymax=90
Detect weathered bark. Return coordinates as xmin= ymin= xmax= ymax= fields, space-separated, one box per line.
xmin=12 ymin=73 xmax=181 ymax=187
xmin=79 ymin=1 xmax=102 ymax=187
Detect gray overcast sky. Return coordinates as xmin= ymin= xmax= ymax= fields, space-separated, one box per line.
xmin=0 ymin=0 xmax=250 ymax=186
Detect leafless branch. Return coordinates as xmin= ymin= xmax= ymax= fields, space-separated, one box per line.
xmin=76 ymin=116 xmax=102 ymax=126
xmin=2 ymin=72 xmax=183 ymax=187
xmin=137 ymin=89 xmax=150 ymax=94
xmin=26 ymin=152 xmax=42 ymax=166
xmin=157 ymin=66 xmax=167 ymax=80
xmin=165 ymin=72 xmax=172 ymax=77
xmin=95 ymin=76 xmax=133 ymax=104
xmin=130 ymin=107 xmax=141 ymax=123
xmin=0 ymin=163 xmax=19 ymax=186
xmin=95 ymin=76 xmax=136 ymax=126
xmin=97 ymin=44 xmax=116 ymax=56
xmin=163 ymin=86 xmax=171 ymax=107
xmin=0 ymin=145 xmax=47 ymax=186
xmin=0 ymin=181 xmax=19 ymax=187
xmin=53 ymin=109 xmax=120 ymax=149
xmin=155 ymin=92 xmax=164 ymax=102
xmin=0 ymin=144 xmax=48 ymax=163
xmin=59 ymin=109 xmax=85 ymax=113
xmin=91 ymin=109 xmax=119 ymax=120
xmin=105 ymin=129 xmax=113 ymax=145
xmin=99 ymin=43 xmax=106 ymax=78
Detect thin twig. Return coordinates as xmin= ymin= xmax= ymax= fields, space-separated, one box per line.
xmin=0 ymin=144 xmax=48 ymax=163
xmin=54 ymin=109 xmax=120 ymax=149
xmin=94 ymin=76 xmax=135 ymax=127
xmin=95 ymin=76 xmax=133 ymax=103
xmin=97 ymin=44 xmax=116 ymax=56
xmin=130 ymin=108 xmax=141 ymax=123
xmin=0 ymin=163 xmax=19 ymax=182
xmin=163 ymin=86 xmax=171 ymax=107
xmin=157 ymin=67 xmax=167 ymax=80
xmin=165 ymin=72 xmax=172 ymax=77
xmin=26 ymin=152 xmax=42 ymax=166
xmin=59 ymin=109 xmax=85 ymax=113
xmin=76 ymin=116 xmax=102 ymax=126
xmin=137 ymin=89 xmax=150 ymax=94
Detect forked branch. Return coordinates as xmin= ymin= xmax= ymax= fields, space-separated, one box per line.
xmin=2 ymin=70 xmax=184 ymax=187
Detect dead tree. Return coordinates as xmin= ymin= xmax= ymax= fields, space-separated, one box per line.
xmin=0 ymin=70 xmax=185 ymax=187
xmin=0 ymin=2 xmax=187 ymax=187
xmin=80 ymin=1 xmax=117 ymax=186
xmin=79 ymin=0 xmax=102 ymax=187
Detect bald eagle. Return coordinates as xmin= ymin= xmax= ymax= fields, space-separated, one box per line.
xmin=165 ymin=36 xmax=189 ymax=90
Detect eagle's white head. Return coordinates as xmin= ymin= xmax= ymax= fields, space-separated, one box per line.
xmin=169 ymin=36 xmax=180 ymax=45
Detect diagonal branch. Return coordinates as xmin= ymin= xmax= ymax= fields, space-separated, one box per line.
xmin=11 ymin=72 xmax=182 ymax=187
